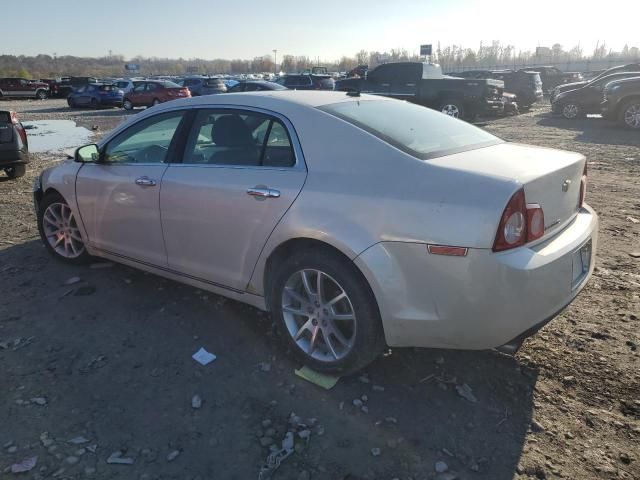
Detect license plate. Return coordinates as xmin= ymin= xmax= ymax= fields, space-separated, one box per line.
xmin=571 ymin=239 xmax=592 ymax=289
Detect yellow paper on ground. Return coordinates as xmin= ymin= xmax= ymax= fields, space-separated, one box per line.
xmin=294 ymin=366 xmax=340 ymax=390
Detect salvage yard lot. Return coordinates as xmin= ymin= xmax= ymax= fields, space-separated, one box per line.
xmin=1 ymin=99 xmax=639 ymax=480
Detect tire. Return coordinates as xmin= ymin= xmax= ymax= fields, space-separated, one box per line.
xmin=36 ymin=89 xmax=48 ymax=100
xmin=439 ymin=99 xmax=465 ymax=119
xmin=561 ymin=103 xmax=582 ymax=119
xmin=152 ymin=98 xmax=161 ymax=106
xmin=67 ymin=98 xmax=75 ymax=108
xmin=37 ymin=192 xmax=91 ymax=264
xmin=4 ymin=164 xmax=26 ymax=179
xmin=269 ymin=248 xmax=384 ymax=374
xmin=618 ymin=99 xmax=640 ymax=130
xmin=123 ymin=99 xmax=133 ymax=110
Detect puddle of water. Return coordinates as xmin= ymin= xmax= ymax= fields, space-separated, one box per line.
xmin=22 ymin=120 xmax=93 ymax=154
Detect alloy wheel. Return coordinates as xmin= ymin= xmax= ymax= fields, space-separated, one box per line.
xmin=281 ymin=269 xmax=356 ymax=362
xmin=442 ymin=104 xmax=460 ymax=118
xmin=42 ymin=202 xmax=85 ymax=258
xmin=562 ymin=104 xmax=579 ymax=119
xmin=624 ymin=104 xmax=640 ymax=129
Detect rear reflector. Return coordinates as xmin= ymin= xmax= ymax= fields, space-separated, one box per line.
xmin=526 ymin=204 xmax=544 ymax=241
xmin=427 ymin=245 xmax=468 ymax=257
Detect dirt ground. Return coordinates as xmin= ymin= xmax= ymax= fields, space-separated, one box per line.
xmin=1 ymin=99 xmax=638 ymax=480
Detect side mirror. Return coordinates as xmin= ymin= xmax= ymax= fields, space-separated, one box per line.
xmin=75 ymin=144 xmax=100 ymax=163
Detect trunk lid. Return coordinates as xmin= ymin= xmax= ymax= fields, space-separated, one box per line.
xmin=429 ymin=142 xmax=586 ymax=235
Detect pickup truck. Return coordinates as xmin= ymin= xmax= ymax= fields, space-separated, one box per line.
xmin=0 ymin=78 xmax=49 ymax=99
xmin=335 ymin=62 xmax=504 ymax=119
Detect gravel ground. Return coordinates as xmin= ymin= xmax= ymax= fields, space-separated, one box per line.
xmin=1 ymin=98 xmax=638 ymax=480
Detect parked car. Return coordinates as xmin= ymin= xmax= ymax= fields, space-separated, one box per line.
xmin=551 ymin=63 xmax=640 ymax=102
xmin=33 ymin=91 xmax=597 ymax=373
xmin=601 ymin=77 xmax=640 ymax=129
xmin=112 ymin=79 xmax=137 ymax=94
xmin=519 ymin=66 xmax=583 ymax=93
xmin=551 ymin=72 xmax=640 ymax=119
xmin=227 ymin=81 xmax=287 ymax=93
xmin=274 ymin=75 xmax=335 ymax=90
xmin=451 ymin=69 xmax=543 ymax=108
xmin=50 ymin=77 xmax=99 ymax=98
xmin=123 ymin=80 xmax=190 ymax=110
xmin=179 ymin=76 xmax=227 ymax=96
xmin=348 ymin=65 xmax=368 ymax=78
xmin=0 ymin=110 xmax=29 ymax=179
xmin=0 ymin=78 xmax=49 ymax=99
xmin=67 ymin=83 xmax=124 ymax=108
xmin=335 ymin=62 xmax=504 ymax=119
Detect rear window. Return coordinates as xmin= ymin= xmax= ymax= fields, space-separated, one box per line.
xmin=318 ymin=100 xmax=501 ymax=160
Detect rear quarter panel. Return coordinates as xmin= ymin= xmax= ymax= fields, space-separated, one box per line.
xmin=248 ymin=107 xmax=516 ymax=295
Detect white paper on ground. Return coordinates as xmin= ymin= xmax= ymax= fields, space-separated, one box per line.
xmin=192 ymin=347 xmax=217 ymax=366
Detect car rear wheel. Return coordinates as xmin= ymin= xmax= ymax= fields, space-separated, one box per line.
xmin=619 ymin=100 xmax=640 ymax=130
xmin=561 ymin=103 xmax=582 ymax=119
xmin=440 ymin=99 xmax=464 ymax=119
xmin=67 ymin=97 xmax=75 ymax=108
xmin=37 ymin=193 xmax=91 ymax=264
xmin=123 ymin=99 xmax=133 ymax=110
xmin=270 ymin=248 xmax=384 ymax=374
xmin=36 ymin=90 xmax=48 ymax=100
xmin=4 ymin=165 xmax=26 ymax=179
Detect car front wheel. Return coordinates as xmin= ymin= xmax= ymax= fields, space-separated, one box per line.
xmin=561 ymin=103 xmax=582 ymax=119
xmin=123 ymin=99 xmax=133 ymax=110
xmin=37 ymin=193 xmax=91 ymax=264
xmin=619 ymin=100 xmax=640 ymax=129
xmin=270 ymin=248 xmax=384 ymax=374
xmin=36 ymin=90 xmax=48 ymax=100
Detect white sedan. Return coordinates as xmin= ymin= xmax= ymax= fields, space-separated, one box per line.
xmin=33 ymin=91 xmax=598 ymax=373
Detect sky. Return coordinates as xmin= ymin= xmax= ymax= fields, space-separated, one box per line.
xmin=2 ymin=0 xmax=638 ymax=61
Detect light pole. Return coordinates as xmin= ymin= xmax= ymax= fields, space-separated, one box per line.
xmin=273 ymin=49 xmax=277 ymax=75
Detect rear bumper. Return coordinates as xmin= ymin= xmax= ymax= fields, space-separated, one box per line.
xmin=354 ymin=205 xmax=598 ymax=350
xmin=0 ymin=149 xmax=29 ymax=167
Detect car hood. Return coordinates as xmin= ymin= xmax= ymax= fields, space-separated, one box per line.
xmin=556 ymin=81 xmax=587 ymax=93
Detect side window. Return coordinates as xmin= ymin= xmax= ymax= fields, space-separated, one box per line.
xmin=133 ymin=83 xmax=146 ymax=93
xmin=284 ymin=76 xmax=299 ymax=87
xmin=146 ymin=83 xmax=158 ymax=92
xmin=103 ymin=112 xmax=184 ymax=164
xmin=244 ymin=83 xmax=259 ymax=92
xmin=370 ymin=65 xmax=394 ymax=83
xmin=182 ymin=109 xmax=295 ymax=168
xmin=262 ymin=120 xmax=295 ymax=167
xmin=20 ymin=79 xmax=28 ymax=86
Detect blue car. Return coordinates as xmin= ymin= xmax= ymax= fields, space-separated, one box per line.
xmin=67 ymin=83 xmax=124 ymax=108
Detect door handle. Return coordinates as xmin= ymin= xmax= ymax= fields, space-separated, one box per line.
xmin=247 ymin=187 xmax=280 ymax=198
xmin=135 ymin=176 xmax=157 ymax=187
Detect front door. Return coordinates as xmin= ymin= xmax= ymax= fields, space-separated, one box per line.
xmin=75 ymin=110 xmax=187 ymax=266
xmin=160 ymin=108 xmax=306 ymax=291
xmin=130 ymin=82 xmax=148 ymax=107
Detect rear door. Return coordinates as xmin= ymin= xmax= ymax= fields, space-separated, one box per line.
xmin=130 ymin=82 xmax=148 ymax=106
xmin=74 ymin=86 xmax=90 ymax=105
xmin=160 ymin=108 xmax=306 ymax=291
xmin=364 ymin=65 xmax=392 ymax=96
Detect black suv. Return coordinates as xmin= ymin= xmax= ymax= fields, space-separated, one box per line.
xmin=0 ymin=111 xmax=29 ymax=179
xmin=451 ymin=69 xmax=543 ymax=108
xmin=519 ymin=66 xmax=582 ymax=93
xmin=551 ymin=63 xmax=640 ymax=102
xmin=50 ymin=77 xmax=99 ymax=98
xmin=275 ymin=74 xmax=335 ymax=90
xmin=601 ymin=77 xmax=640 ymax=129
xmin=551 ymin=72 xmax=640 ymax=119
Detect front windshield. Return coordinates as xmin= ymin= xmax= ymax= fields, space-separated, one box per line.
xmin=318 ymin=99 xmax=502 ymax=160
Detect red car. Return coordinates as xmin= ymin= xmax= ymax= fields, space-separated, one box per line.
xmin=123 ymin=80 xmax=190 ymax=110
xmin=0 ymin=78 xmax=49 ymax=99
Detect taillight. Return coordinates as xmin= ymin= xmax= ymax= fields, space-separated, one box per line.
xmin=493 ymin=189 xmax=527 ymax=251
xmin=10 ymin=112 xmax=28 ymax=145
xmin=579 ymin=161 xmax=587 ymax=208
